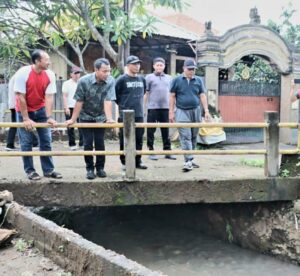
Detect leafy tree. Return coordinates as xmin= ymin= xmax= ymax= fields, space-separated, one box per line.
xmin=267 ymin=3 xmax=300 ymax=48
xmin=0 ymin=0 xmax=186 ymax=78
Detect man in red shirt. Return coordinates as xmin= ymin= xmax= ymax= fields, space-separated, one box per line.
xmin=14 ymin=49 xmax=62 ymax=180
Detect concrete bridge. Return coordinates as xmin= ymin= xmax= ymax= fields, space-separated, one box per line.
xmin=0 ymin=111 xmax=299 ymax=207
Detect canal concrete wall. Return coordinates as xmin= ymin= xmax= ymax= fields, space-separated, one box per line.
xmin=5 ymin=202 xmax=163 ymax=276
xmin=0 ymin=178 xmax=299 ymax=207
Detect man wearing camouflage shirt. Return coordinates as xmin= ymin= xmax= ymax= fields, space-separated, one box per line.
xmin=66 ymin=58 xmax=116 ymax=179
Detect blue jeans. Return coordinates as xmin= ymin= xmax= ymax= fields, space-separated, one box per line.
xmin=17 ymin=107 xmax=54 ymax=175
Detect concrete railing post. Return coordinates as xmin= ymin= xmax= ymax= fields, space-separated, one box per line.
xmin=123 ymin=110 xmax=136 ymax=181
xmin=264 ymin=111 xmax=279 ymax=177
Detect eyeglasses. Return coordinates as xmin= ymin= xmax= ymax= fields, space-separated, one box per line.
xmin=73 ymin=72 xmax=81 ymax=74
xmin=187 ymin=68 xmax=196 ymax=71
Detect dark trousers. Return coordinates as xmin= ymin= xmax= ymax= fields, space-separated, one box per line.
xmin=6 ymin=108 xmax=38 ymax=148
xmin=118 ymin=117 xmax=144 ymax=165
xmin=147 ymin=109 xmax=171 ymax=150
xmin=80 ymin=120 xmax=105 ymax=171
xmin=65 ymin=108 xmax=83 ymax=147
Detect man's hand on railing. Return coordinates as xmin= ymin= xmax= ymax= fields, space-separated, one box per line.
xmin=65 ymin=119 xmax=75 ymax=126
xmin=23 ymin=118 xmax=36 ymax=131
xmin=47 ymin=117 xmax=57 ymax=127
xmin=169 ymin=111 xmax=175 ymax=123
xmin=106 ymin=118 xmax=116 ymax=123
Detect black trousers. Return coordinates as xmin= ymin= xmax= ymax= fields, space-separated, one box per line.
xmin=6 ymin=108 xmax=38 ymax=148
xmin=65 ymin=108 xmax=83 ymax=147
xmin=80 ymin=120 xmax=105 ymax=171
xmin=118 ymin=117 xmax=144 ymax=165
xmin=147 ymin=109 xmax=171 ymax=150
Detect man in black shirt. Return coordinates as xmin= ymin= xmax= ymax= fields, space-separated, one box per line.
xmin=115 ymin=55 xmax=147 ymax=169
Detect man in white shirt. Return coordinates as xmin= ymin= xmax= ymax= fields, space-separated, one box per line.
xmin=62 ymin=66 xmax=83 ymax=150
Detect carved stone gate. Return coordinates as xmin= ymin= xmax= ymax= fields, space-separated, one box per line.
xmin=194 ymin=10 xmax=300 ymax=143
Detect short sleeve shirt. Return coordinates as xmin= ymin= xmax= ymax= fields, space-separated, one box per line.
xmin=14 ymin=65 xmax=57 ymax=112
xmin=74 ymin=73 xmax=116 ymax=122
xmin=62 ymin=79 xmax=78 ymax=108
xmin=145 ymin=73 xmax=172 ymax=109
xmin=115 ymin=74 xmax=146 ymax=118
xmin=170 ymin=74 xmax=206 ymax=110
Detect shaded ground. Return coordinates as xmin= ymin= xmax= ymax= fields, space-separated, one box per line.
xmin=0 ymin=237 xmax=68 ymax=276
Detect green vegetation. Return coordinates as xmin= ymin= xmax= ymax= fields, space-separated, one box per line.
xmin=0 ymin=0 xmax=187 ymax=78
xmin=268 ymin=3 xmax=300 ymax=48
xmin=280 ymin=169 xmax=290 ymax=178
xmin=14 ymin=238 xmax=33 ymax=252
xmin=231 ymin=55 xmax=280 ymax=84
xmin=226 ymin=222 xmax=234 ymax=243
xmin=239 ymin=158 xmax=264 ymax=168
xmin=114 ymin=191 xmax=126 ymax=205
xmin=57 ymin=272 xmax=72 ymax=276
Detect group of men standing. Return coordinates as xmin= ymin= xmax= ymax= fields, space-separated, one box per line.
xmin=9 ymin=49 xmax=211 ymax=180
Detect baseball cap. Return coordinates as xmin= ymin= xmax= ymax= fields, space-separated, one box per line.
xmin=126 ymin=55 xmax=142 ymax=64
xmin=153 ymin=57 xmax=165 ymax=64
xmin=71 ymin=66 xmax=82 ymax=73
xmin=183 ymin=59 xmax=197 ymax=69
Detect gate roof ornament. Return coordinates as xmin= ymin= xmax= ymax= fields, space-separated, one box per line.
xmin=249 ymin=7 xmax=261 ymax=25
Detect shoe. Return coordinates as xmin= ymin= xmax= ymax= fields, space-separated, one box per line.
xmin=121 ymin=165 xmax=126 ymax=171
xmin=5 ymin=146 xmax=17 ymax=151
xmin=148 ymin=155 xmax=158 ymax=161
xmin=182 ymin=161 xmax=193 ymax=172
xmin=44 ymin=171 xmax=63 ymax=179
xmin=86 ymin=170 xmax=96 ymax=180
xmin=136 ymin=162 xmax=148 ymax=169
xmin=165 ymin=154 xmax=176 ymax=160
xmin=70 ymin=145 xmax=78 ymax=151
xmin=191 ymin=161 xmax=199 ymax=168
xmin=27 ymin=171 xmax=41 ymax=180
xmin=96 ymin=169 xmax=107 ymax=178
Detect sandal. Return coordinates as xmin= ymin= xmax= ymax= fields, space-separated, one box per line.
xmin=27 ymin=171 xmax=41 ymax=180
xmin=44 ymin=171 xmax=62 ymax=179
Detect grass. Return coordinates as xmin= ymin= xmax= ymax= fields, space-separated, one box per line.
xmin=14 ymin=238 xmax=33 ymax=252
xmin=239 ymin=158 xmax=264 ymax=168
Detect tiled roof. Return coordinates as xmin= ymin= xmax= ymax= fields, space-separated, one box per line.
xmin=148 ymin=12 xmax=218 ymax=40
xmin=151 ymin=17 xmax=200 ymax=40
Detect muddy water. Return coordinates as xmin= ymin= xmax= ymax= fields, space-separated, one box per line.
xmin=40 ymin=205 xmax=300 ymax=276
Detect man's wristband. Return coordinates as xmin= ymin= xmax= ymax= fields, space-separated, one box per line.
xmin=204 ymin=109 xmax=209 ymax=113
xmin=46 ymin=116 xmax=52 ymax=120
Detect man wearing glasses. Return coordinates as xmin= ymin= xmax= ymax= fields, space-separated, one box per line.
xmin=169 ymin=59 xmax=210 ymax=172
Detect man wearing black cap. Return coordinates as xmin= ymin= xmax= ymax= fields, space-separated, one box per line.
xmin=62 ymin=66 xmax=83 ymax=150
xmin=115 ymin=55 xmax=147 ymax=169
xmin=144 ymin=57 xmax=176 ymax=161
xmin=169 ymin=59 xmax=210 ymax=172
